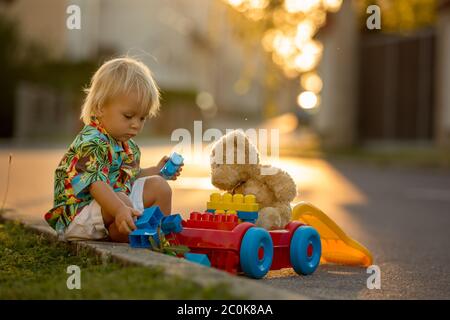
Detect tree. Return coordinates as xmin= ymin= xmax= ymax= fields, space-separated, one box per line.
xmin=357 ymin=0 xmax=436 ymax=33
xmin=221 ymin=0 xmax=344 ymax=112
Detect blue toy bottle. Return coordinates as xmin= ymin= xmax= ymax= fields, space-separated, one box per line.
xmin=159 ymin=152 xmax=184 ymax=179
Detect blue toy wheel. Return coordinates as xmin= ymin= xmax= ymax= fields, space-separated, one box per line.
xmin=290 ymin=226 xmax=321 ymax=275
xmin=239 ymin=227 xmax=273 ymax=279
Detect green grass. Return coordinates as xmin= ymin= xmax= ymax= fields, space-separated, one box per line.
xmin=0 ymin=220 xmax=243 ymax=299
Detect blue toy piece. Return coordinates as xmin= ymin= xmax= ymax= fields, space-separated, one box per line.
xmin=290 ymin=226 xmax=321 ymax=275
xmin=129 ymin=206 xmax=184 ymax=248
xmin=161 ymin=214 xmax=183 ymax=234
xmin=184 ymin=253 xmax=211 ymax=267
xmin=135 ymin=206 xmax=164 ymax=230
xmin=239 ymin=227 xmax=273 ymax=279
xmin=237 ymin=211 xmax=258 ymax=224
xmin=129 ymin=229 xmax=159 ymax=248
xmin=160 ymin=152 xmax=184 ymax=180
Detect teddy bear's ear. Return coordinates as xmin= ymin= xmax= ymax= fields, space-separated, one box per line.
xmin=210 ymin=130 xmax=260 ymax=165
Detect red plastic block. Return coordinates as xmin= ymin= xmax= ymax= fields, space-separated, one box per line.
xmin=184 ymin=212 xmax=239 ymax=231
xmin=269 ymin=221 xmax=304 ymax=270
xmin=170 ymin=220 xmax=253 ymax=274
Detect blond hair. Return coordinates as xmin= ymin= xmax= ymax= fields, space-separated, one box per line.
xmin=80 ymin=56 xmax=161 ymax=125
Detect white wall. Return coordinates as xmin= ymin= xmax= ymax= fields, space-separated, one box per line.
xmin=63 ymin=0 xmax=265 ymax=113
xmin=64 ymin=0 xmax=101 ymax=60
xmin=3 ymin=0 xmax=292 ymax=117
xmin=0 ymin=0 xmax=67 ymax=58
xmin=314 ymin=0 xmax=359 ymax=148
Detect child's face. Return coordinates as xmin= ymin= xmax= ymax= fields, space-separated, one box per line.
xmin=97 ymin=93 xmax=148 ymax=142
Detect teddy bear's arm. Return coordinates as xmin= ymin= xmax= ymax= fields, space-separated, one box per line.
xmin=258 ymin=166 xmax=297 ymax=203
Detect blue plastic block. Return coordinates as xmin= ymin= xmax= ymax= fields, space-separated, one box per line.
xmin=237 ymin=211 xmax=258 ymax=223
xmin=184 ymin=253 xmax=211 ymax=267
xmin=136 ymin=206 xmax=164 ymax=230
xmin=129 ymin=229 xmax=159 ymax=248
xmin=160 ymin=152 xmax=184 ymax=179
xmin=161 ymin=214 xmax=183 ymax=234
xmin=206 ymin=209 xmax=215 ymax=213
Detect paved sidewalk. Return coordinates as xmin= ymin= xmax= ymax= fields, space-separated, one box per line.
xmin=1 ymin=213 xmax=306 ymax=300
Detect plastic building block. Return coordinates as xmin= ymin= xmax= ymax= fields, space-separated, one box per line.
xmin=237 ymin=211 xmax=258 ymax=224
xmin=160 ymin=152 xmax=184 ymax=179
xmin=206 ymin=192 xmax=259 ymax=213
xmin=211 ymin=209 xmax=237 ymax=215
xmin=129 ymin=229 xmax=159 ymax=248
xmin=161 ymin=214 xmax=183 ymax=234
xmin=185 ymin=212 xmax=239 ymax=231
xmin=129 ymin=206 xmax=165 ymax=248
xmin=184 ymin=253 xmax=211 ymax=267
xmin=135 ymin=206 xmax=164 ymax=230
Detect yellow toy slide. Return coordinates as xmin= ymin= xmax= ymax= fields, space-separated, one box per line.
xmin=292 ymin=202 xmax=373 ymax=267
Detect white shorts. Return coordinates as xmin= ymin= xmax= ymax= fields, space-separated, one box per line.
xmin=63 ymin=177 xmax=149 ymax=241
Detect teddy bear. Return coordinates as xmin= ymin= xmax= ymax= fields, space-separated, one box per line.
xmin=209 ymin=130 xmax=297 ymax=230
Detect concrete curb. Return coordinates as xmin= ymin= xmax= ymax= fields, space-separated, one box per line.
xmin=1 ymin=214 xmax=307 ymax=300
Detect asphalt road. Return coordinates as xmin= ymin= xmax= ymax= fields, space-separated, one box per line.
xmin=1 ymin=145 xmax=449 ymax=299
xmin=263 ymin=162 xmax=450 ymax=299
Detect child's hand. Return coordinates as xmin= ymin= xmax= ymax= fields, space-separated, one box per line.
xmin=169 ymin=161 xmax=183 ymax=181
xmin=115 ymin=206 xmax=142 ymax=235
xmin=156 ymin=156 xmax=170 ymax=171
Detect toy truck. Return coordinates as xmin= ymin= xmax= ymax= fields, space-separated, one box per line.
xmin=168 ymin=193 xmax=322 ymax=279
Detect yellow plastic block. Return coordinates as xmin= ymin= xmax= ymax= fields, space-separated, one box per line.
xmin=207 ymin=192 xmax=259 ymax=212
xmin=292 ymin=202 xmax=373 ymax=267
xmin=214 ymin=209 xmax=237 ymax=215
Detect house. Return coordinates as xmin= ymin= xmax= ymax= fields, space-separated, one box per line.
xmin=313 ymin=0 xmax=450 ymax=148
xmin=0 ymin=0 xmax=275 ymax=140
xmin=436 ymin=0 xmax=450 ymax=147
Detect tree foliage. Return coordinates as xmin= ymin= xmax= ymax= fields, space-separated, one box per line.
xmin=357 ymin=0 xmax=437 ymax=33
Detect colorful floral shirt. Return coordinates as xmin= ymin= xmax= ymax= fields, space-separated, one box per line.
xmin=44 ymin=117 xmax=141 ymax=233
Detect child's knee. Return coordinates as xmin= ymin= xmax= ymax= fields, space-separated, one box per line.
xmin=158 ymin=178 xmax=172 ymax=199
xmin=145 ymin=175 xmax=172 ymax=199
